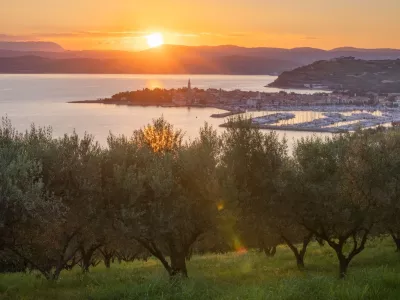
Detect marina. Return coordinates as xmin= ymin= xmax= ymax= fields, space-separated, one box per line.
xmin=251 ymin=113 xmax=296 ymax=125
xmin=210 ymin=110 xmax=245 ymax=118
xmin=221 ymin=109 xmax=400 ymax=133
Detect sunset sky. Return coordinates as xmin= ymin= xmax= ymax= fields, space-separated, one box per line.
xmin=1 ymin=0 xmax=400 ymax=51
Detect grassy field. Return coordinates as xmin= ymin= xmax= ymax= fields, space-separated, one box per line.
xmin=1 ymin=238 xmax=400 ymax=300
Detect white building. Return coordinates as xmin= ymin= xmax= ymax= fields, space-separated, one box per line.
xmin=246 ymin=92 xmax=262 ymax=108
xmin=394 ymin=96 xmax=400 ymax=107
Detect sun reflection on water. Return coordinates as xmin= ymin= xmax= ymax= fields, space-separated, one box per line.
xmin=146 ymin=79 xmax=164 ymax=90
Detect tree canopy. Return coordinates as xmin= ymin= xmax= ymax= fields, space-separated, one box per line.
xmin=1 ymin=116 xmax=400 ymax=280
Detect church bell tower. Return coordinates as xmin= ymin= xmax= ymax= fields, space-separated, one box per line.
xmin=187 ymin=79 xmax=192 ymax=104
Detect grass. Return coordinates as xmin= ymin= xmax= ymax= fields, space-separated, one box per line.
xmin=1 ymin=238 xmax=400 ymax=300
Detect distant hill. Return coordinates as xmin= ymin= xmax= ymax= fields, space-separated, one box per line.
xmin=0 ymin=41 xmax=64 ymax=52
xmin=0 ymin=56 xmax=121 ymax=74
xmin=269 ymin=57 xmax=400 ymax=93
xmin=1 ymin=44 xmax=400 ymax=75
xmin=137 ymin=45 xmax=400 ymax=65
xmin=0 ymin=55 xmax=297 ymax=75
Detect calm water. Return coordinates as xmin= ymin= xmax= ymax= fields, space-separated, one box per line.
xmin=0 ymin=74 xmax=330 ymax=149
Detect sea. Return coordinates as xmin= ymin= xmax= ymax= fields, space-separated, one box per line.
xmin=0 ymin=74 xmax=331 ymax=150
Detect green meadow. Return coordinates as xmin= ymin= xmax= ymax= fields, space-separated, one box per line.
xmin=1 ymin=239 xmax=400 ymax=300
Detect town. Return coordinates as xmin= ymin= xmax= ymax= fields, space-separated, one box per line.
xmin=96 ymin=79 xmax=400 ymax=110
xmin=71 ymin=80 xmax=400 ymax=133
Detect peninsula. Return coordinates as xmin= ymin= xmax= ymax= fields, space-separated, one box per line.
xmin=70 ymin=81 xmax=400 ymax=133
xmin=269 ymin=57 xmax=400 ymax=93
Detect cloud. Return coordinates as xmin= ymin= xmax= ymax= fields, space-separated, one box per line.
xmin=0 ymin=30 xmax=252 ymax=42
xmin=43 ymin=31 xmax=148 ymax=38
xmin=0 ymin=34 xmax=35 ymax=41
xmin=173 ymin=33 xmax=198 ymax=38
xmin=225 ymin=32 xmax=251 ymax=37
xmin=0 ymin=31 xmax=148 ymax=41
xmin=302 ymin=36 xmax=320 ymax=40
xmin=199 ymin=32 xmax=251 ymax=38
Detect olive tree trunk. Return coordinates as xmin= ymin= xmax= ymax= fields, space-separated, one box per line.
xmin=281 ymin=233 xmax=313 ymax=270
xmin=390 ymin=232 xmax=400 ymax=252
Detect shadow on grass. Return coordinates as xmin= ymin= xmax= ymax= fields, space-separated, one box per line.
xmin=1 ymin=239 xmax=400 ymax=299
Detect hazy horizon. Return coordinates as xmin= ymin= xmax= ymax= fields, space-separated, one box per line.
xmin=3 ymin=41 xmax=400 ymax=52
xmin=1 ymin=0 xmax=399 ymax=51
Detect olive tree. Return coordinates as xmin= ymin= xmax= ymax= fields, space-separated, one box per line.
xmin=220 ymin=117 xmax=312 ymax=268
xmin=0 ymin=120 xmax=65 ymax=278
xmin=369 ymin=130 xmax=400 ymax=251
xmin=293 ymin=133 xmax=380 ymax=278
xmin=108 ymin=118 xmax=220 ymax=278
xmin=9 ymin=127 xmax=104 ymax=279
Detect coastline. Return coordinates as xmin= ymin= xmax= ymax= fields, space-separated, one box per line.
xmin=220 ymin=122 xmax=346 ymax=133
xmin=68 ymin=99 xmax=232 ymax=115
xmin=69 ymin=99 xmax=400 ymax=133
xmin=266 ymin=83 xmax=333 ymax=92
xmin=69 ymin=99 xmax=390 ymax=113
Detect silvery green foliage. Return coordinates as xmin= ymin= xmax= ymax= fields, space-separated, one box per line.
xmin=108 ymin=118 xmax=220 ymax=277
xmin=293 ymin=132 xmax=381 ymax=277
xmin=22 ymin=130 xmax=103 ymax=279
xmin=0 ymin=117 xmax=60 ymax=253
xmin=219 ymin=116 xmax=311 ymax=267
xmin=3 ymin=114 xmax=400 ymax=280
xmin=363 ymin=130 xmax=400 ymax=251
xmin=0 ymin=118 xmax=105 ymax=279
xmin=0 ymin=147 xmax=45 ymax=233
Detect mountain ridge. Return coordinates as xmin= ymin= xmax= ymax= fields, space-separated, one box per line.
xmin=0 ymin=41 xmax=64 ymax=52
xmin=1 ymin=43 xmax=400 ymax=75
xmin=0 ymin=55 xmax=298 ymax=75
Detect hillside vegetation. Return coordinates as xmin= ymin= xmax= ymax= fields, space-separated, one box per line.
xmin=1 ymin=117 xmax=400 ymax=299
xmin=270 ymin=57 xmax=400 ymax=93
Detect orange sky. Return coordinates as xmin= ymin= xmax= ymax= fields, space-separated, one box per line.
xmin=1 ymin=0 xmax=400 ymax=51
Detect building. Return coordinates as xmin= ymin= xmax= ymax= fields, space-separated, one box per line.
xmin=246 ymin=92 xmax=262 ymax=108
xmin=326 ymin=95 xmax=341 ymax=104
xmin=393 ymin=96 xmax=400 ymax=107
xmin=186 ymin=79 xmax=193 ymax=104
xmin=172 ymin=93 xmax=187 ymax=105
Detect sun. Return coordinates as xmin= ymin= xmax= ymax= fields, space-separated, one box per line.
xmin=146 ymin=33 xmax=164 ymax=48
